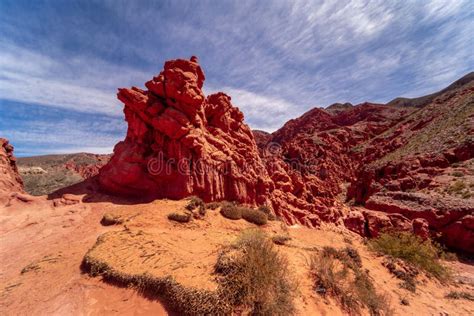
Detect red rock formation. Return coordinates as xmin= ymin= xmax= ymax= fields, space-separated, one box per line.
xmin=259 ymin=104 xmax=409 ymax=226
xmin=0 ymin=138 xmax=24 ymax=204
xmin=99 ymin=56 xmax=473 ymax=253
xmin=64 ymin=154 xmax=110 ymax=179
xmin=99 ymin=57 xmax=272 ymax=206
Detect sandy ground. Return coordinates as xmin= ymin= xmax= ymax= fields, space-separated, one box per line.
xmin=0 ymin=195 xmax=168 ymax=315
xmin=1 ymin=190 xmax=473 ymax=315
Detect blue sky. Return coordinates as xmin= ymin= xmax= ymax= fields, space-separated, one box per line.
xmin=0 ymin=0 xmax=473 ymax=156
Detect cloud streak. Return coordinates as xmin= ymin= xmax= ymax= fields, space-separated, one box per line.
xmin=0 ymin=0 xmax=472 ymax=155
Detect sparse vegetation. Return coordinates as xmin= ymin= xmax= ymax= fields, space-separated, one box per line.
xmin=21 ymin=255 xmax=60 ymax=274
xmin=21 ymin=262 xmax=41 ymax=274
xmin=101 ymin=213 xmax=124 ymax=226
xmin=258 ymin=205 xmax=276 ymax=220
xmin=185 ymin=196 xmax=205 ymax=217
xmin=451 ymin=171 xmax=464 ymax=177
xmin=310 ymin=246 xmax=392 ymax=315
xmin=205 ymin=201 xmax=221 ymax=210
xmin=241 ymin=207 xmax=268 ymax=225
xmin=461 ymin=191 xmax=471 ymax=199
xmin=167 ymin=211 xmax=192 ymax=223
xmin=369 ymin=231 xmax=449 ymax=281
xmin=215 ymin=229 xmax=297 ymax=314
xmin=272 ymin=234 xmax=291 ymax=245
xmin=383 ymin=257 xmax=419 ymax=292
xmin=447 ymin=179 xmax=466 ymax=194
xmin=219 ymin=203 xmax=268 ymax=225
xmin=220 ymin=202 xmax=242 ymax=220
xmin=445 ymin=291 xmax=474 ymax=301
xmin=82 ymin=229 xmax=297 ymax=315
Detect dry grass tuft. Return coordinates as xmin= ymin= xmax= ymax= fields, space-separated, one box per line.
xmin=219 ymin=202 xmax=242 ymax=220
xmin=167 ymin=211 xmax=192 ymax=223
xmin=445 ymin=291 xmax=474 ymax=301
xmin=241 ymin=207 xmax=268 ymax=226
xmin=369 ymin=231 xmax=450 ymax=281
xmin=215 ymin=229 xmax=297 ymax=314
xmin=219 ymin=202 xmax=269 ymax=225
xmin=205 ymin=201 xmax=222 ymax=210
xmin=185 ymin=196 xmax=205 ymax=218
xmin=272 ymin=234 xmax=292 ymax=245
xmin=451 ymin=171 xmax=464 ymax=177
xmin=310 ymin=246 xmax=392 ymax=315
xmin=258 ymin=205 xmax=276 ymax=220
xmin=101 ymin=213 xmax=124 ymax=226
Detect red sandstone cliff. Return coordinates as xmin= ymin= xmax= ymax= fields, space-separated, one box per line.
xmin=0 ymin=138 xmax=24 ymax=204
xmin=99 ymin=57 xmax=272 ymax=206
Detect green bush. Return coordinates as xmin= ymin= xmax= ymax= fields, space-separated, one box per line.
xmin=368 ymin=231 xmax=449 ymax=280
xmin=167 ymin=211 xmax=192 ymax=223
xmin=215 ymin=229 xmax=296 ymax=314
xmin=241 ymin=207 xmax=268 ymax=226
xmin=220 ymin=202 xmax=242 ymax=220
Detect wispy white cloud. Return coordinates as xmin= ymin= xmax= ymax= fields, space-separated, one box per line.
xmin=0 ymin=0 xmax=473 ymax=156
xmin=206 ymin=86 xmax=301 ymax=132
xmin=0 ymin=41 xmax=150 ymax=116
xmin=0 ymin=117 xmax=122 ymax=156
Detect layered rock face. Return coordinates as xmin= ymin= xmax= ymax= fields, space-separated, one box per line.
xmin=257 ymin=74 xmax=473 ymax=252
xmin=99 ymin=57 xmax=271 ymax=205
xmin=258 ymin=104 xmax=410 ymax=226
xmin=0 ymin=138 xmax=24 ymax=203
xmin=344 ymin=78 xmax=474 ymax=253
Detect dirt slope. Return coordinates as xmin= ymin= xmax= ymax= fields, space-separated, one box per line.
xmin=2 ymin=184 xmax=473 ymax=315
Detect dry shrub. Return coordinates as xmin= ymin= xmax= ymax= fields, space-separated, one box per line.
xmin=241 ymin=207 xmax=268 ymax=226
xmin=451 ymin=171 xmax=464 ymax=177
xmin=258 ymin=205 xmax=276 ymax=220
xmin=101 ymin=213 xmax=124 ymax=226
xmin=215 ymin=229 xmax=297 ymax=315
xmin=167 ymin=211 xmax=192 ymax=223
xmin=205 ymin=201 xmax=222 ymax=210
xmin=383 ymin=257 xmax=419 ymax=292
xmin=445 ymin=291 xmax=474 ymax=301
xmin=220 ymin=202 xmax=242 ymax=220
xmin=310 ymin=246 xmax=392 ymax=315
xmin=219 ymin=202 xmax=268 ymax=226
xmin=185 ymin=196 xmax=205 ymax=217
xmin=369 ymin=231 xmax=449 ymax=280
xmin=272 ymin=234 xmax=291 ymax=245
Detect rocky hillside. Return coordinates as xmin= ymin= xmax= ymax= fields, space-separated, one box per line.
xmin=0 ymin=138 xmax=24 ymax=204
xmin=258 ymin=74 xmax=473 ymax=252
xmin=18 ymin=153 xmax=110 ymax=196
xmin=96 ymin=57 xmax=473 ymax=253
